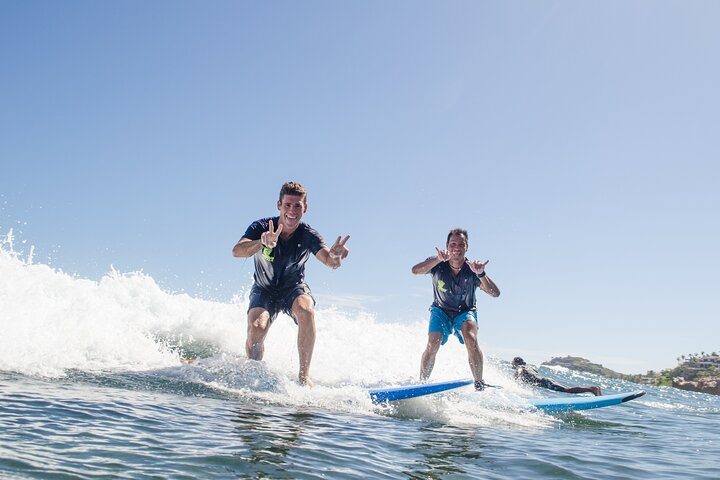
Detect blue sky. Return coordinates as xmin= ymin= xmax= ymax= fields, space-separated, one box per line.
xmin=2 ymin=1 xmax=719 ymax=374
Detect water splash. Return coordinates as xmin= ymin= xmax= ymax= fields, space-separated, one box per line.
xmin=0 ymin=232 xmax=554 ymax=427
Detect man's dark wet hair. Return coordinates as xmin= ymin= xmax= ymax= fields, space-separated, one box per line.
xmin=446 ymin=228 xmax=469 ymax=246
xmin=512 ymin=357 xmax=526 ymax=367
xmin=279 ymin=181 xmax=307 ymax=203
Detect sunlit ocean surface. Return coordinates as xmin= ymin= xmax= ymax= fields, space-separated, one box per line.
xmin=2 ymin=242 xmax=719 ymax=479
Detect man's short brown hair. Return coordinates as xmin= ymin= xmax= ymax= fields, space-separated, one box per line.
xmin=446 ymin=228 xmax=469 ymax=246
xmin=279 ymin=181 xmax=307 ymax=203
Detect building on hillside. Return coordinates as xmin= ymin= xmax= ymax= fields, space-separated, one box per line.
xmin=684 ymin=354 xmax=720 ymax=369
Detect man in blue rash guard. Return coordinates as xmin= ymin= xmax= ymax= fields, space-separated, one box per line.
xmin=232 ymin=181 xmax=350 ymax=387
xmin=512 ymin=357 xmax=602 ymax=396
xmin=412 ymin=228 xmax=500 ymax=391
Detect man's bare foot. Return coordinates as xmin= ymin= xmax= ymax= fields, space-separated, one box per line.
xmin=299 ymin=375 xmax=314 ymax=388
xmin=590 ymin=386 xmax=602 ymax=396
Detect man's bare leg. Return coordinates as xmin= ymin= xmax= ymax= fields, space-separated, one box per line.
xmin=420 ymin=333 xmax=443 ymax=382
xmin=461 ymin=320 xmax=484 ymax=384
xmin=292 ymin=295 xmax=316 ymax=387
xmin=246 ymin=307 xmax=271 ymax=361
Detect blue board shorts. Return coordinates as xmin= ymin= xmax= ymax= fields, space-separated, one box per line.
xmin=248 ymin=284 xmax=315 ymax=324
xmin=428 ymin=306 xmax=477 ymax=345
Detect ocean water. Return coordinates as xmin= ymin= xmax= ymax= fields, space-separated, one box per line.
xmin=2 ymin=239 xmax=719 ymax=479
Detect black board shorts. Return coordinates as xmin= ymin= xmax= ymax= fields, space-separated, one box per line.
xmin=538 ymin=378 xmax=566 ymax=393
xmin=247 ymin=284 xmax=315 ymax=324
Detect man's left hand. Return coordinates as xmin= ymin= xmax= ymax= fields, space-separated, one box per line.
xmin=467 ymin=259 xmax=489 ymax=275
xmin=329 ymin=235 xmax=350 ymax=260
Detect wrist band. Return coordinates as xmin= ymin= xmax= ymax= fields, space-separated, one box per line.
xmin=477 ymin=271 xmax=486 ymax=278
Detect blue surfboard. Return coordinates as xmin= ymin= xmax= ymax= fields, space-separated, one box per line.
xmin=529 ymin=390 xmax=645 ymax=412
xmin=369 ymin=378 xmax=474 ymax=404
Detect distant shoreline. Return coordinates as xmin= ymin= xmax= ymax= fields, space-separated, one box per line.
xmin=542 ymin=354 xmax=720 ymax=396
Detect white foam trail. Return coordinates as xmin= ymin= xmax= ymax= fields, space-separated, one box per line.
xmin=1 ymin=235 xmax=553 ymax=427
xmin=0 ymin=238 xmax=505 ymax=384
xmin=0 ymin=240 xmax=243 ymax=376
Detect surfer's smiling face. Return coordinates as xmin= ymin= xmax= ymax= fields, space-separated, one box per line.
xmin=277 ymin=194 xmax=307 ymax=232
xmin=446 ymin=234 xmax=468 ymax=259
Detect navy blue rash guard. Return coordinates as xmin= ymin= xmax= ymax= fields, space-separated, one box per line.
xmin=242 ymin=217 xmax=325 ymax=293
xmin=429 ymin=261 xmax=481 ymax=316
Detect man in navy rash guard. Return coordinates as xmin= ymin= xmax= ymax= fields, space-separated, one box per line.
xmin=232 ymin=182 xmax=350 ymax=386
xmin=412 ymin=228 xmax=500 ymax=390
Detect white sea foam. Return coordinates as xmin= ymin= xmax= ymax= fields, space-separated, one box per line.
xmin=0 ymin=234 xmax=551 ymax=426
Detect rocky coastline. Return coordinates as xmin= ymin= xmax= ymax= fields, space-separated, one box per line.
xmin=672 ymin=376 xmax=720 ymax=396
xmin=544 ymin=355 xmax=720 ymax=396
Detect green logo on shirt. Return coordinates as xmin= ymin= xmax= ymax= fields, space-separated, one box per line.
xmin=437 ymin=280 xmax=448 ymax=293
xmin=261 ymin=247 xmax=274 ymax=262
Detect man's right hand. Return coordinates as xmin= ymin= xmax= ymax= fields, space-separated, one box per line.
xmin=411 ymin=248 xmax=449 ymax=274
xmin=435 ymin=247 xmax=450 ymax=262
xmin=260 ymin=219 xmax=283 ymax=248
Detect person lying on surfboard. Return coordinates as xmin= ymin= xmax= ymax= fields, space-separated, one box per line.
xmin=232 ymin=181 xmax=350 ymax=387
xmin=511 ymin=357 xmax=602 ymax=396
xmin=412 ymin=228 xmax=500 ymax=391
